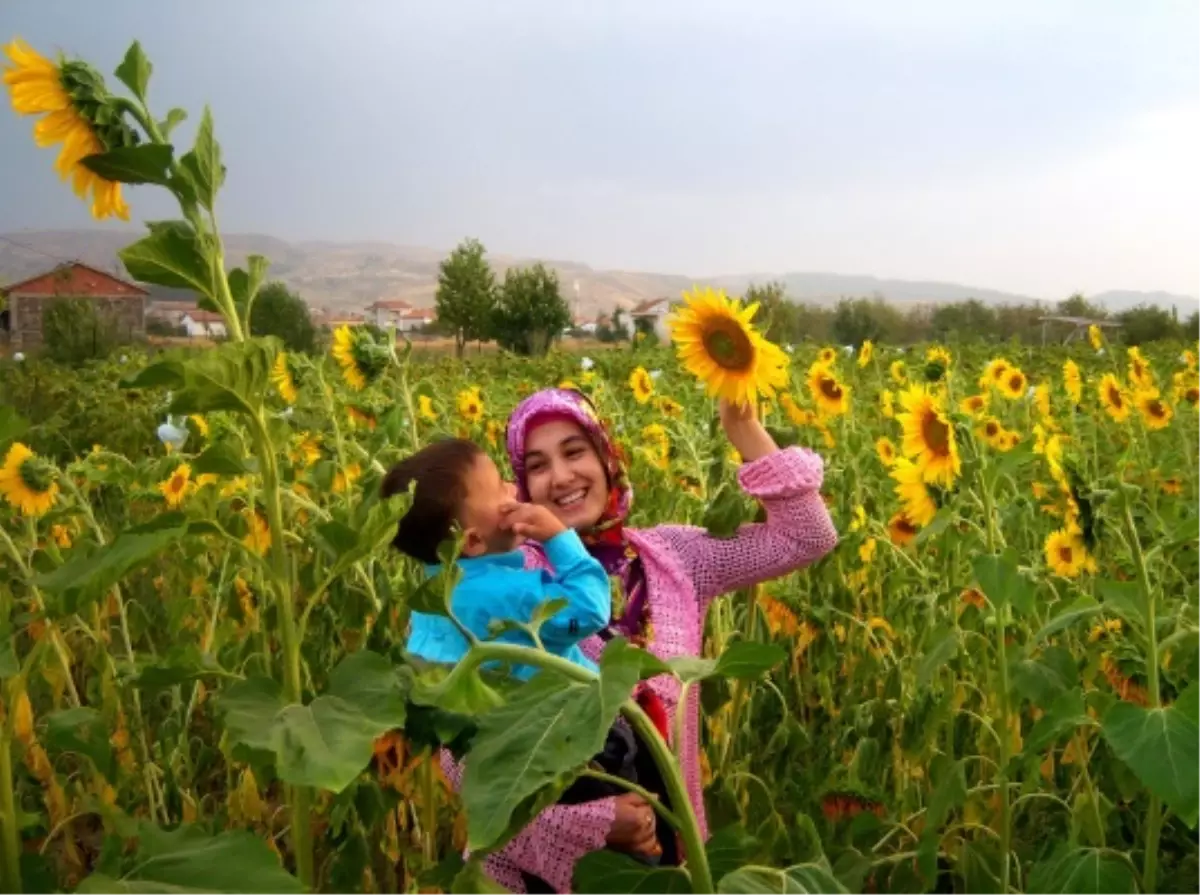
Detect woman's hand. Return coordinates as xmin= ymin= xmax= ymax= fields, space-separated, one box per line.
xmin=606 ymin=793 xmax=661 ymax=857
xmin=719 ymin=398 xmax=778 ymax=463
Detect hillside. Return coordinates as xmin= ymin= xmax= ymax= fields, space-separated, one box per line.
xmin=2 ymin=229 xmax=1195 ymax=319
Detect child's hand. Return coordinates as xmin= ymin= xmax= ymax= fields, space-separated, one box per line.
xmin=500 ymin=502 xmax=567 ymax=542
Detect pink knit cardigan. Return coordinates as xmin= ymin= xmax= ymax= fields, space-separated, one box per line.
xmin=440 ymin=446 xmax=837 ymax=892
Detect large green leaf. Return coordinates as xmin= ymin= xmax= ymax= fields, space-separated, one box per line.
xmin=1009 ymin=646 xmax=1077 ymax=706
xmin=1094 ymin=580 xmax=1145 ymax=631
xmin=573 ymin=850 xmax=692 ymax=893
xmin=35 ymin=513 xmax=188 ymax=614
xmin=192 ymin=442 xmax=255 ymax=476
xmin=230 ymin=254 xmax=269 ymax=319
xmin=718 ymin=864 xmax=847 ymax=894
xmin=123 ymin=339 xmax=277 ymax=416
xmin=178 ymin=106 xmax=225 ymax=210
xmin=1033 ymin=596 xmax=1102 ymax=644
xmin=113 ymin=40 xmax=151 ymax=101
xmin=76 ymin=823 xmax=302 ymax=893
xmin=667 ymin=641 xmax=786 ymax=684
xmin=44 ymin=707 xmax=114 ymax=779
xmin=972 ymin=550 xmax=1035 ymax=617
xmin=917 ymin=626 xmax=959 ymax=687
xmin=706 ymin=824 xmax=759 ymax=884
xmin=1027 ymin=689 xmax=1091 ymax=751
xmin=326 ymin=650 xmax=408 ymax=728
xmin=119 ymin=221 xmax=215 ymax=296
xmin=450 ymin=855 xmax=509 ymax=894
xmin=1102 ymin=698 xmax=1199 ymax=828
xmin=1026 ymin=847 xmax=1137 ymax=894
xmin=81 ymin=145 xmax=173 ymax=186
xmin=218 ymin=676 xmax=283 ymax=753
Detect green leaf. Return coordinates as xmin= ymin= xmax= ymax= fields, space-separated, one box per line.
xmin=132 ymin=649 xmax=220 ymax=692
xmin=1026 ymin=847 xmax=1137 ymax=894
xmin=667 ymin=641 xmax=786 ymax=684
xmin=706 ymin=824 xmax=759 ymax=884
xmin=113 ymin=40 xmax=151 ymax=100
xmin=159 ymin=108 xmax=187 ymax=139
xmin=925 ymin=754 xmax=967 ymax=832
xmin=271 ymin=696 xmax=393 ymax=791
xmin=76 ymin=823 xmax=302 ymax=893
xmin=44 ymin=707 xmax=114 ymax=779
xmin=35 ymin=513 xmax=188 ymax=613
xmin=914 ymin=507 xmax=956 ymax=546
xmin=192 ymin=442 xmax=254 ymax=476
xmin=959 ymin=840 xmax=1003 ymax=894
xmin=1102 ymin=699 xmax=1199 ymax=828
xmin=0 ymin=405 xmax=29 ymax=447
xmin=0 ymin=636 xmax=16 ymax=678
xmin=1027 ymin=689 xmax=1091 ymax=751
xmin=1009 ymin=646 xmax=1077 ymax=706
xmin=450 ymin=855 xmax=508 ymax=894
xmin=123 ymin=339 xmax=277 ymax=416
xmin=81 ymin=145 xmax=175 ymax=186
xmin=916 ymin=626 xmax=959 ymax=688
xmin=230 ymin=255 xmax=269 ymax=320
xmin=119 ymin=221 xmax=215 ymax=296
xmin=179 ymin=106 xmax=224 ymax=210
xmin=1033 ymin=596 xmax=1102 ymax=644
xmin=703 ymin=482 xmax=751 ymax=539
xmin=1095 ymin=580 xmax=1145 ymax=631
xmin=326 ymin=650 xmax=408 ymax=729
xmin=573 ymin=850 xmax=692 ymax=893
xmin=718 ymin=864 xmax=847 ymax=894
xmin=218 ymin=676 xmax=282 ymax=753
xmin=1176 ymin=681 xmax=1199 ymax=727
xmin=972 ymin=550 xmax=1035 ymax=617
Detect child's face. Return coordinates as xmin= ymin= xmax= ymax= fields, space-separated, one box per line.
xmin=459 ymin=453 xmax=521 ymax=557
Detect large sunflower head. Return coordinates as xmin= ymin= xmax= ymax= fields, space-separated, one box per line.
xmin=1099 ymin=373 xmax=1130 ymax=422
xmin=0 ymin=442 xmax=59 ymax=517
xmin=1136 ymin=390 xmax=1173 ymax=430
xmin=807 ymin=362 xmax=851 ymax=417
xmin=3 ymin=40 xmax=137 ymax=220
xmin=628 ymin=366 xmax=654 ymax=404
xmin=890 ymin=457 xmax=938 ymax=527
xmin=331 ymin=325 xmax=388 ymax=392
xmin=897 ymin=385 xmax=960 ymax=486
xmin=998 ymin=367 xmax=1028 ymax=400
xmin=668 ymin=287 xmax=789 ymax=407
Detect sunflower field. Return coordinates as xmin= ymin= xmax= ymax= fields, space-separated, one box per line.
xmin=3 ymin=35 xmax=1200 ymax=895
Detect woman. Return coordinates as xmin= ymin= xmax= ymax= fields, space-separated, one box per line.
xmin=448 ymin=387 xmax=838 ymax=892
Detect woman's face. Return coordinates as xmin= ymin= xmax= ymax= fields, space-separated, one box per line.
xmin=522 ymin=419 xmax=611 ymax=530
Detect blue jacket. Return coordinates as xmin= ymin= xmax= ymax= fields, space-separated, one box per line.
xmin=406 ymin=529 xmax=611 ymax=680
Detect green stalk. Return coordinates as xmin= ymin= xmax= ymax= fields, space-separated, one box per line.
xmin=465 ymin=643 xmax=715 ymax=893
xmin=0 ymin=684 xmax=23 ymax=894
xmin=1121 ymin=494 xmax=1163 ymax=892
xmin=251 ymin=413 xmax=313 ymax=889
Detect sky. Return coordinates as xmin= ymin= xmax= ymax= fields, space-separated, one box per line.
xmin=2 ymin=0 xmax=1197 ymax=299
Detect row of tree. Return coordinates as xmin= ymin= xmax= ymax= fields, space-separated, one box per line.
xmin=435 ymin=238 xmax=572 ymax=357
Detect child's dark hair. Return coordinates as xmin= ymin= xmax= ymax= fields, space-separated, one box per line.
xmin=381 ymin=438 xmax=483 ymax=565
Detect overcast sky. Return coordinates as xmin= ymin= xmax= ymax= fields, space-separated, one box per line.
xmin=2 ymin=0 xmax=1197 ymax=298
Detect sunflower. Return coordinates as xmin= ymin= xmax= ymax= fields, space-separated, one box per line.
xmin=1127 ymin=347 xmax=1154 ymax=389
xmin=1034 ymin=383 xmax=1052 ymax=419
xmin=758 ymin=595 xmax=800 ymax=638
xmin=346 ymin=406 xmax=377 ymax=430
xmin=1135 ymin=390 xmax=1173 ymax=430
xmin=1063 ymin=360 xmax=1083 ymax=405
xmin=50 ymin=523 xmax=72 ymax=548
xmin=1161 ymin=477 xmax=1183 ymax=496
xmin=998 ymin=367 xmax=1028 ymax=399
xmin=880 ymin=389 xmax=895 ymax=419
xmin=959 ymin=393 xmax=989 ymax=417
xmin=331 ymin=325 xmax=387 ymax=391
xmin=892 ymin=508 xmax=916 ymax=544
xmin=897 ymin=385 xmax=960 ymax=485
xmin=818 ymin=347 xmax=837 ymax=366
xmin=1098 ymin=374 xmax=1130 ymax=422
xmin=291 ymin=432 xmax=322 ymax=468
xmin=1088 ymin=324 xmax=1104 ymax=351
xmin=418 ymin=395 xmax=438 ymax=423
xmin=998 ymin=430 xmax=1021 ymax=453
xmin=780 ymin=392 xmax=814 ymax=427
xmin=1045 ymin=528 xmax=1089 ymax=578
xmin=979 ymin=358 xmax=1011 ymax=390
xmin=926 ymin=345 xmax=952 ymax=368
xmin=333 ymin=463 xmax=362 ymax=494
xmin=807 ymin=362 xmax=851 ymax=417
xmin=857 ymin=340 xmax=874 ymax=368
xmin=158 ymin=463 xmax=192 ymax=509
xmin=485 ymin=418 xmax=504 ymax=448
xmin=890 ymin=457 xmax=937 ymax=526
xmin=243 ymin=509 xmax=271 ymax=556
xmin=656 ymin=396 xmax=683 ymax=418
xmin=3 ymin=40 xmax=133 ymax=220
xmin=271 ymin=352 xmax=298 ymax=404
xmin=875 ymin=436 xmax=897 ymax=467
xmin=0 ymin=442 xmax=58 ymax=516
xmin=640 ymin=423 xmax=671 ymax=470
xmin=628 ymin=366 xmax=654 ymax=404
xmin=889 ymin=360 xmax=907 ymax=385
xmin=667 ymin=289 xmax=790 ymax=407
xmin=457 ymin=388 xmax=485 ymax=424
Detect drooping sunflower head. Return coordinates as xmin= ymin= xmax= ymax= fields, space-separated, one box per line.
xmin=806 ymin=362 xmax=851 ymax=418
xmin=857 ymin=340 xmax=874 ymax=368
xmin=628 ymin=366 xmax=654 ymax=404
xmin=1099 ymin=373 xmax=1130 ymax=422
xmin=1136 ymin=390 xmax=1173 ymax=430
xmin=668 ymin=286 xmax=789 ymax=407
xmin=271 ymin=352 xmax=298 ymax=404
xmin=887 ymin=510 xmax=919 ymax=546
xmin=897 ymin=385 xmax=960 ymax=486
xmin=999 ymin=367 xmax=1028 ymax=400
xmin=0 ymin=442 xmax=59 ymax=517
xmin=418 ymin=395 xmax=438 ymax=422
xmin=3 ymin=40 xmax=137 ymax=220
xmin=457 ymin=387 xmax=485 ymax=424
xmin=331 ymin=325 xmax=388 ymax=392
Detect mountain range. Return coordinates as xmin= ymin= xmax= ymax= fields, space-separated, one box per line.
xmin=2 ymin=228 xmax=1195 ymax=320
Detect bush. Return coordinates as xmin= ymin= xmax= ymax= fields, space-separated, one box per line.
xmin=41 ymin=298 xmax=122 ymax=365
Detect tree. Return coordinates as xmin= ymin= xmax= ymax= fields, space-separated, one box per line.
xmin=1117 ymin=305 xmax=1183 ymax=346
xmin=435 ymin=238 xmax=497 ymax=358
xmin=490 ymin=263 xmax=571 ymax=356
xmin=249 ymin=281 xmax=316 ymax=353
xmin=745 ymin=281 xmax=789 ymax=343
xmin=832 ymin=297 xmax=906 ymax=345
xmin=42 ymin=298 xmax=122 ymax=365
xmin=1056 ymin=293 xmax=1108 ymax=320
xmin=929 ymin=299 xmax=998 ymax=342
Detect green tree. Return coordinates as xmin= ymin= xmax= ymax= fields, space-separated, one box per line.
xmin=929 ymin=299 xmax=998 ymax=342
xmin=435 ymin=238 xmax=497 ymax=358
xmin=249 ymin=281 xmax=316 ymax=353
xmin=1056 ymin=292 xmax=1109 ymax=319
xmin=1117 ymin=305 xmax=1183 ymax=345
xmin=41 ymin=298 xmax=122 ymax=365
xmin=745 ymin=281 xmax=789 ymax=343
xmin=490 ymin=263 xmax=571 ymax=356
xmin=832 ymin=296 xmax=906 ymax=345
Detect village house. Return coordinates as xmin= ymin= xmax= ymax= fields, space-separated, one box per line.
xmin=1 ymin=261 xmax=148 ymax=350
xmin=180 ymin=310 xmax=228 ymax=339
xmin=365 ymin=299 xmax=413 ymax=328
xmin=629 ymin=297 xmax=677 ymax=341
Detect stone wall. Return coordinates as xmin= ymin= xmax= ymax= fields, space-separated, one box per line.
xmin=11 ymin=294 xmax=146 ymax=350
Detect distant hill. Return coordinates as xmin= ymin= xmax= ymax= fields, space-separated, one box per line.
xmin=2 ymin=229 xmax=1195 ymax=319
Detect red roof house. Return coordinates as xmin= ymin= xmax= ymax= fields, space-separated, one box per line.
xmin=2 ymin=261 xmax=149 ymax=350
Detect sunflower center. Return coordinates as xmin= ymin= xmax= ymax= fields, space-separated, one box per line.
xmin=818 ymin=375 xmax=843 ymax=401
xmin=702 ymin=321 xmax=754 ymax=371
xmin=921 ymin=411 xmax=950 ymax=455
xmin=18 ymin=457 xmax=54 ymax=494
xmin=985 ymin=421 xmax=1000 ymax=438
xmin=1057 ymin=545 xmax=1074 ymax=564
xmin=1109 ymin=388 xmax=1124 ymax=408
xmin=1147 ymin=400 xmax=1165 ymax=418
